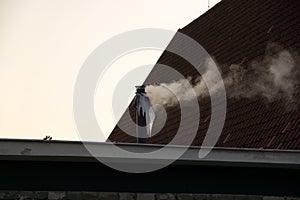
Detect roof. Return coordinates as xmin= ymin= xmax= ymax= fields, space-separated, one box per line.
xmin=108 ymin=0 xmax=300 ymax=149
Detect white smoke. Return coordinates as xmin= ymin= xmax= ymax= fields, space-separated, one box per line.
xmin=146 ymin=43 xmax=299 ymax=107
xmin=145 ymin=77 xmax=196 ymax=107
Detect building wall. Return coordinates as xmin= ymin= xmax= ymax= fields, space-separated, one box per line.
xmin=0 ymin=191 xmax=299 ymax=200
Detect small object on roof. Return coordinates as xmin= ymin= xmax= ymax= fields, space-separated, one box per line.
xmin=43 ymin=135 xmax=52 ymax=141
xmin=133 ymin=86 xmax=155 ymax=143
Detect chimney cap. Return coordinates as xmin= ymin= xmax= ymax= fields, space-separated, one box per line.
xmin=135 ymin=85 xmax=146 ymax=94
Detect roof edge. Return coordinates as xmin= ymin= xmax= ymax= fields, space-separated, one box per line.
xmin=0 ymin=139 xmax=299 ymax=169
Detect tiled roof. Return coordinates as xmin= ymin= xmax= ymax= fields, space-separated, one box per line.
xmin=108 ymin=0 xmax=300 ymax=150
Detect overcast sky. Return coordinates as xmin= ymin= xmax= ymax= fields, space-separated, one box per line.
xmin=0 ymin=0 xmax=221 ymax=141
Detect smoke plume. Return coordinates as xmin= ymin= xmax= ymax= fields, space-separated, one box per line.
xmin=146 ymin=43 xmax=299 ymax=107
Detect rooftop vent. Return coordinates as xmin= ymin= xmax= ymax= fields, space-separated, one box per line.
xmin=133 ymin=86 xmax=155 ymax=143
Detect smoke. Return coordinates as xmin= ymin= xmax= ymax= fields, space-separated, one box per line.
xmin=146 ymin=43 xmax=299 ymax=107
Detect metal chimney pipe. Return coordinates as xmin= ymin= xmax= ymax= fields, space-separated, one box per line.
xmin=135 ymin=86 xmax=147 ymax=143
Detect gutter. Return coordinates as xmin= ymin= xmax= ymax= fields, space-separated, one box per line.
xmin=0 ymin=139 xmax=299 ymax=169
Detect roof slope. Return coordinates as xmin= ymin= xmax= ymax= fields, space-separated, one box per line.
xmin=108 ymin=0 xmax=300 ymax=150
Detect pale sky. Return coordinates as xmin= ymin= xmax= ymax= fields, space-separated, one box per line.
xmin=0 ymin=0 xmax=221 ymax=141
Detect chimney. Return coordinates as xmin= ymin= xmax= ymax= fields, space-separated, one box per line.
xmin=134 ymin=85 xmax=148 ymax=143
